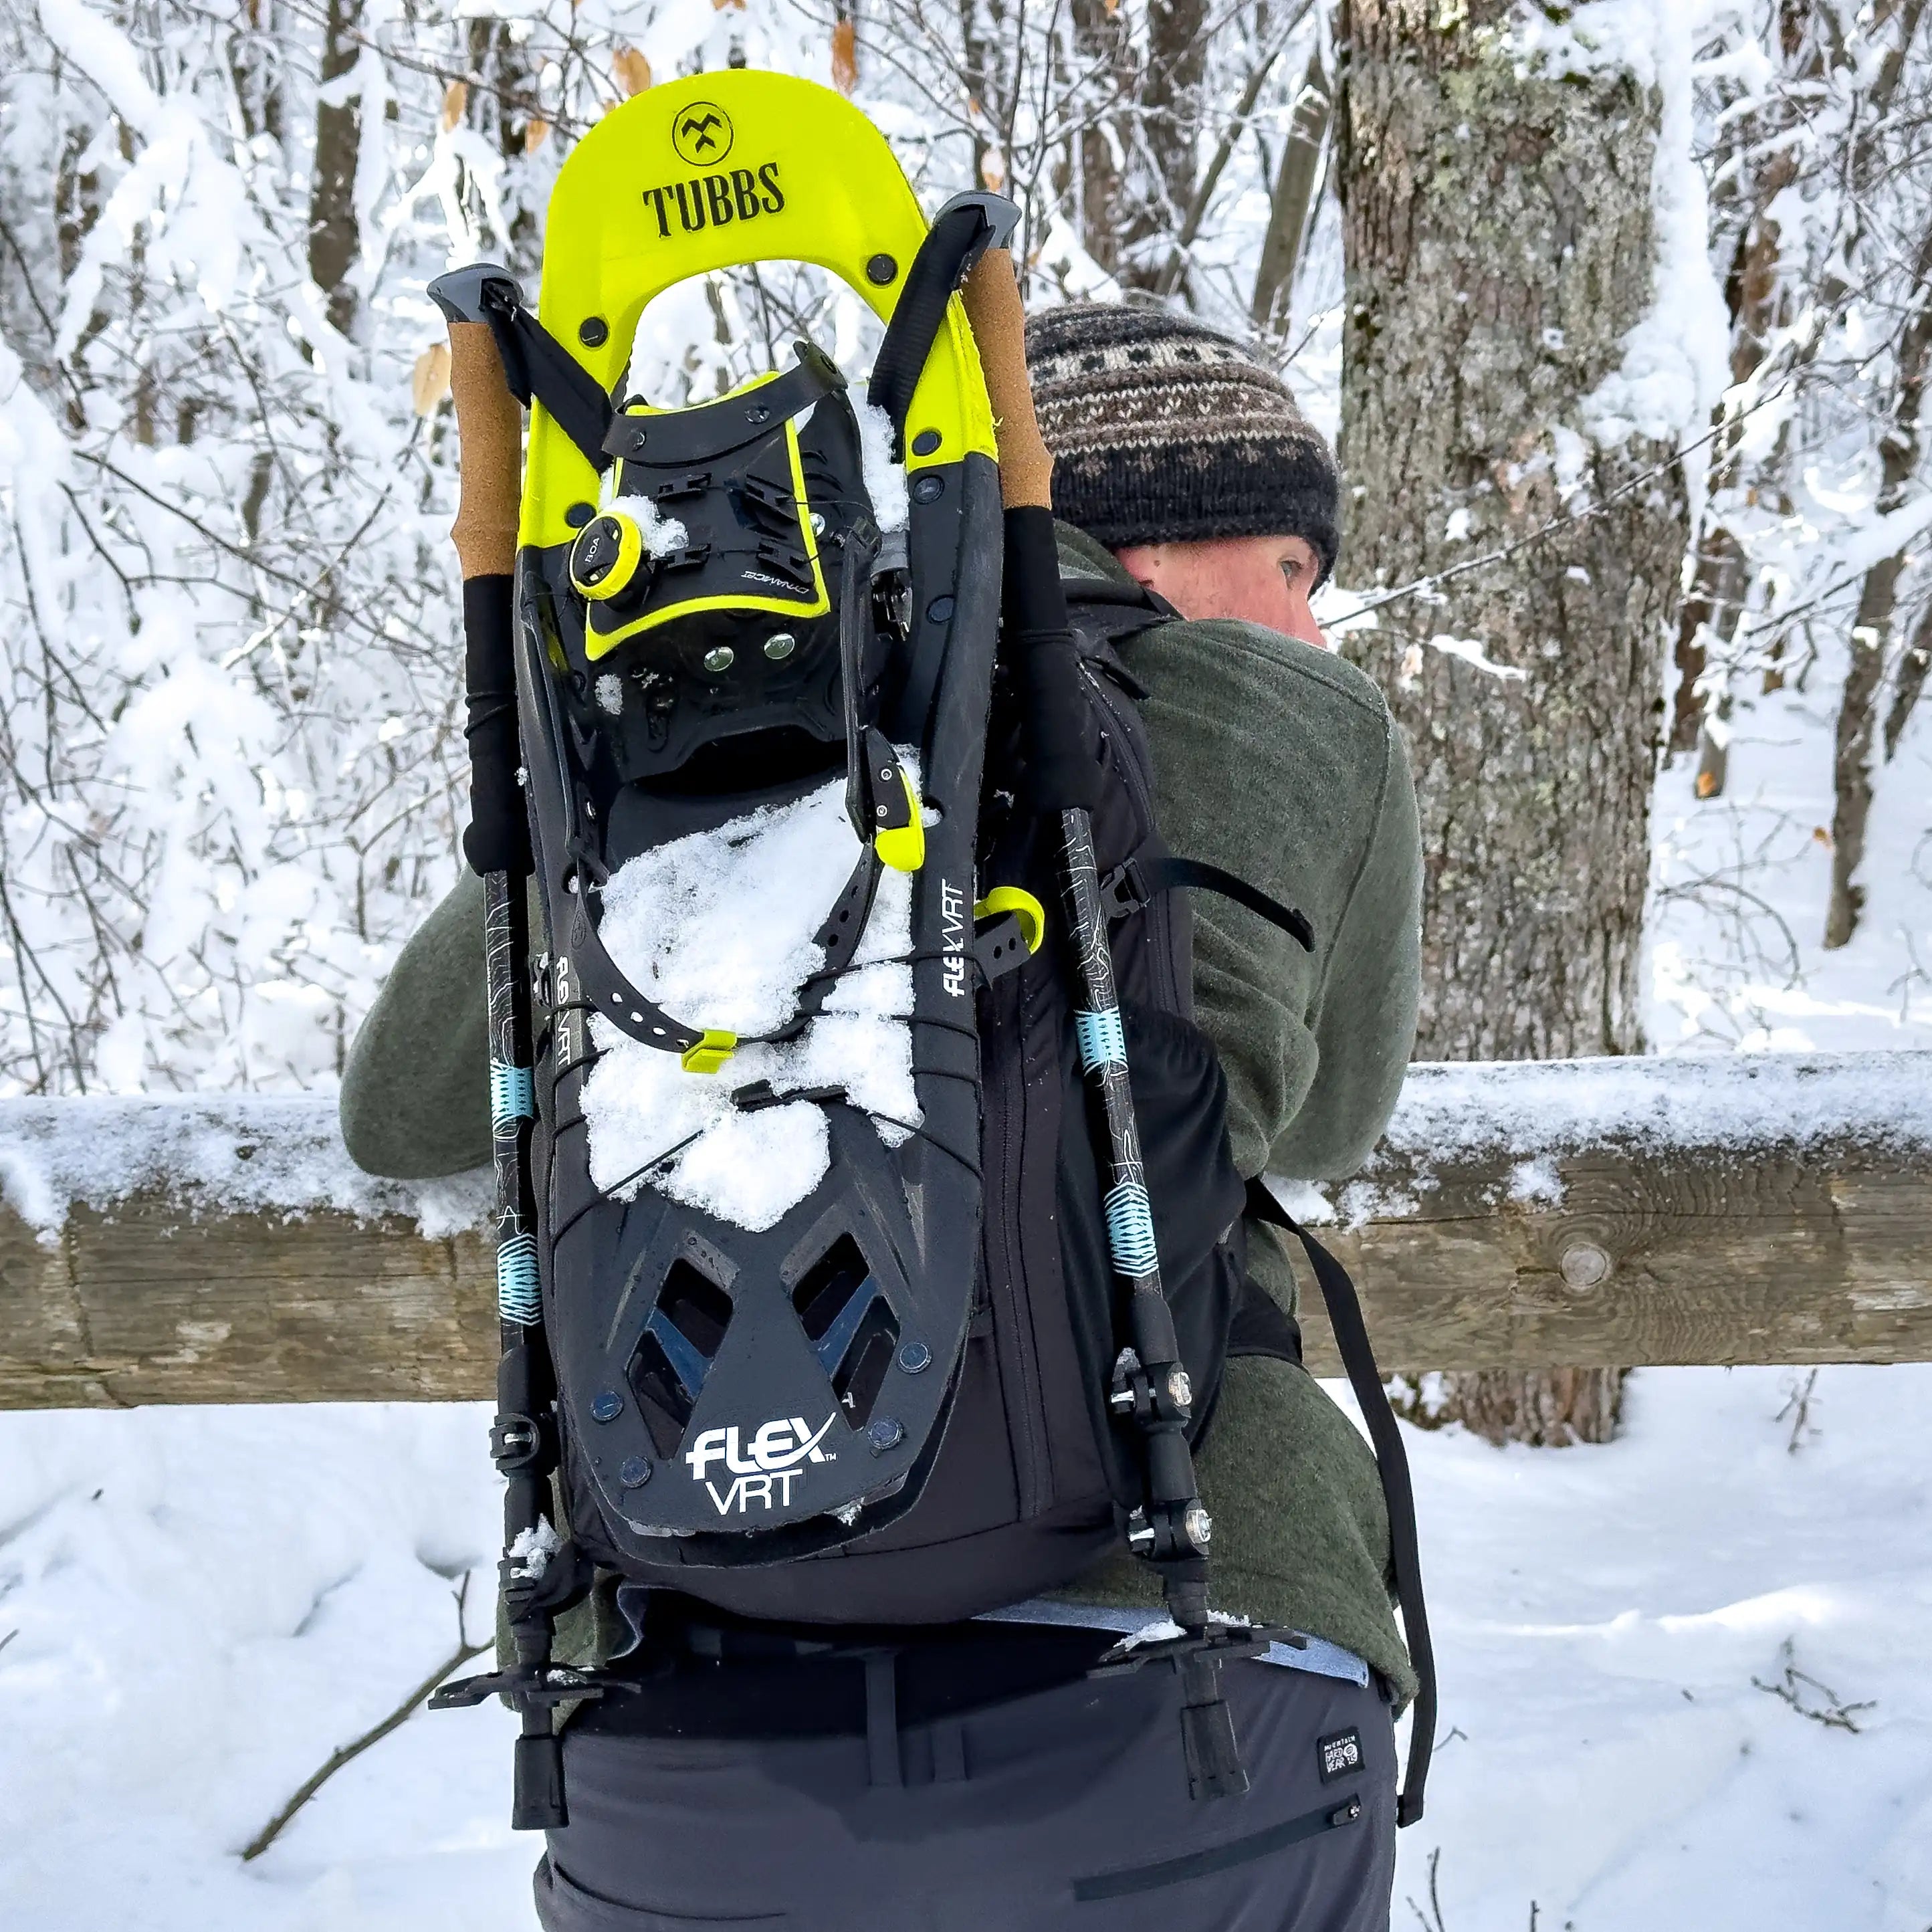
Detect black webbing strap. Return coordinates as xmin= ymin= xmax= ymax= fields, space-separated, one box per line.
xmin=568 ymin=847 xmax=883 ymax=1057
xmin=477 ymin=281 xmax=615 ymax=474
xmin=1244 ymin=1177 xmax=1436 ymax=1827
xmin=568 ymin=897 xmax=709 ymax=1056
xmin=604 ymin=344 xmax=845 ymax=470
xmin=867 ymin=191 xmax=1016 ymax=450
xmin=1101 ymin=846 xmax=1315 ymax=954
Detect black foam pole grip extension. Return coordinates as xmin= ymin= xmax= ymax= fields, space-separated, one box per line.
xmin=1004 ymin=506 xmax=1101 ymax=813
xmin=461 ymin=574 xmax=532 ymax=879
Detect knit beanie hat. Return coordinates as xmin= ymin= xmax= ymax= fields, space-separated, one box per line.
xmin=1022 ymin=302 xmax=1340 ymax=584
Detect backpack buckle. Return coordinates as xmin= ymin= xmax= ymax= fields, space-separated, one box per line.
xmin=491 ymin=1409 xmax=548 ymax=1474
xmin=1098 ymin=855 xmax=1149 ymax=922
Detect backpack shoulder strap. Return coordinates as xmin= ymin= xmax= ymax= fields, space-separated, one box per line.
xmin=1245 ymin=1176 xmax=1437 ymax=1829
xmin=1058 ymin=574 xmax=1317 ymax=957
xmin=1061 ymin=568 xmax=1179 ymax=646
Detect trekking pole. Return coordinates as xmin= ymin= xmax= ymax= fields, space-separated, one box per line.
xmin=960 ymin=252 xmax=1249 ymax=1802
xmin=422 ymin=265 xmax=583 ymax=1832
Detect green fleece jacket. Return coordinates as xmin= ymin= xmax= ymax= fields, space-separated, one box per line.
xmin=340 ymin=524 xmax=1423 ymax=1702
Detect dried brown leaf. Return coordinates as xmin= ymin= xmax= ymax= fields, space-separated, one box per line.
xmin=611 ymin=46 xmax=653 ymax=98
xmin=831 ymin=19 xmax=859 ymax=94
xmin=439 ymin=80 xmax=467 ymax=132
xmin=410 ymin=344 xmax=452 ymax=417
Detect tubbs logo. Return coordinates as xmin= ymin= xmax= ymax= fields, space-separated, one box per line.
xmin=643 ymin=163 xmax=784 ymax=239
xmin=672 ymin=102 xmax=734 ymax=167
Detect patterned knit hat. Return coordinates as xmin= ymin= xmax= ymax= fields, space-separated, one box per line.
xmin=1023 ymin=302 xmax=1339 ymax=584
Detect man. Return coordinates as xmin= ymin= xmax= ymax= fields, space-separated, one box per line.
xmin=342 ymin=301 xmax=1422 ymax=1929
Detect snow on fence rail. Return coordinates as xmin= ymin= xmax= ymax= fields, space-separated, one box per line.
xmin=2 ymin=1053 xmax=1929 ymax=1410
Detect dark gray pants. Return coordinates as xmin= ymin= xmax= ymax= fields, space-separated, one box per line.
xmin=534 ymin=1658 xmax=1396 ymax=1931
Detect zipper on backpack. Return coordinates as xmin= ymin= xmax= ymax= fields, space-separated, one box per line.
xmin=1079 ymin=662 xmax=1186 ymax=1016
xmin=980 ymin=967 xmax=1053 ymax=1519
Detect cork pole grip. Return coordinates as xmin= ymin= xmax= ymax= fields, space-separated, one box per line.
xmin=446 ymin=320 xmax=523 ymax=580
xmin=961 ymin=249 xmax=1053 ymax=511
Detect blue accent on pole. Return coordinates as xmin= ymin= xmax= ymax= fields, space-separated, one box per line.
xmin=491 ymin=1059 xmax=536 ymax=1126
xmin=1103 ymin=1180 xmax=1160 ymax=1277
xmin=496 ymin=1232 xmax=541 ymax=1323
xmin=1074 ymin=1007 xmax=1127 ymax=1071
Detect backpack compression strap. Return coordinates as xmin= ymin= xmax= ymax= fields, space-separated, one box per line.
xmin=1099 ymin=845 xmax=1315 ymax=954
xmin=1244 ymin=1178 xmax=1437 ymax=1828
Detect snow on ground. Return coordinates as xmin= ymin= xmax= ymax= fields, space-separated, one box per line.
xmin=1380 ymin=1365 xmax=1932 ymax=1930
xmin=3 ymin=1364 xmax=1927 ymax=1928
xmin=1647 ymin=658 xmax=1932 ymax=1057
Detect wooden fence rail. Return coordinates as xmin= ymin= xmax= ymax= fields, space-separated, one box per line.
xmin=3 ymin=1053 xmax=1929 ymax=1410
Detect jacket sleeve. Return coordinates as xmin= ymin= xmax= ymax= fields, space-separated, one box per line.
xmin=1273 ymin=716 xmax=1422 ymax=1178
xmin=1123 ymin=617 xmax=1421 ymax=1183
xmin=338 ymin=869 xmax=493 ymax=1178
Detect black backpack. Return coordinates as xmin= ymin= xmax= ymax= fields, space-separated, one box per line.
xmin=556 ymin=578 xmax=1305 ymax=1618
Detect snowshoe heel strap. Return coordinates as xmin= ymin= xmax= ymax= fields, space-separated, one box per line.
xmin=867 ymin=191 xmax=1018 ymax=449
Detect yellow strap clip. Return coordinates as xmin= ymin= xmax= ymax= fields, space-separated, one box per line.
xmin=974 ymin=886 xmax=1047 ymax=953
xmin=680 ymin=1029 xmax=737 ymax=1075
xmin=873 ymin=765 xmax=926 ymax=873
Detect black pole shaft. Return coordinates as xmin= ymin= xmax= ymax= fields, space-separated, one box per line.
xmin=1001 ymin=504 xmax=1246 ymax=1800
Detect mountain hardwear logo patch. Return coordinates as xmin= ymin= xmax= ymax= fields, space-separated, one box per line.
xmin=1319 ymin=1727 xmax=1362 ymax=1782
xmin=673 ymin=102 xmax=734 ymax=167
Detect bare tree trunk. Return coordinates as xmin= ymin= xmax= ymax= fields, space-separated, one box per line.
xmin=1070 ymin=0 xmax=1132 ymax=276
xmin=1669 ymin=144 xmax=1800 ymax=788
xmin=1884 ymin=601 xmax=1932 ymax=758
xmin=1117 ymin=0 xmax=1206 ymax=289
xmin=1824 ymin=215 xmax=1932 ymax=948
xmin=1251 ymin=47 xmax=1330 ymax=338
xmin=308 ymin=0 xmax=361 ymax=336
xmin=1335 ymin=0 xmax=1693 ymax=1444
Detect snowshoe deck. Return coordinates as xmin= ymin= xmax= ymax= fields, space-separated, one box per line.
xmin=511 ymin=74 xmax=1006 ymax=1570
